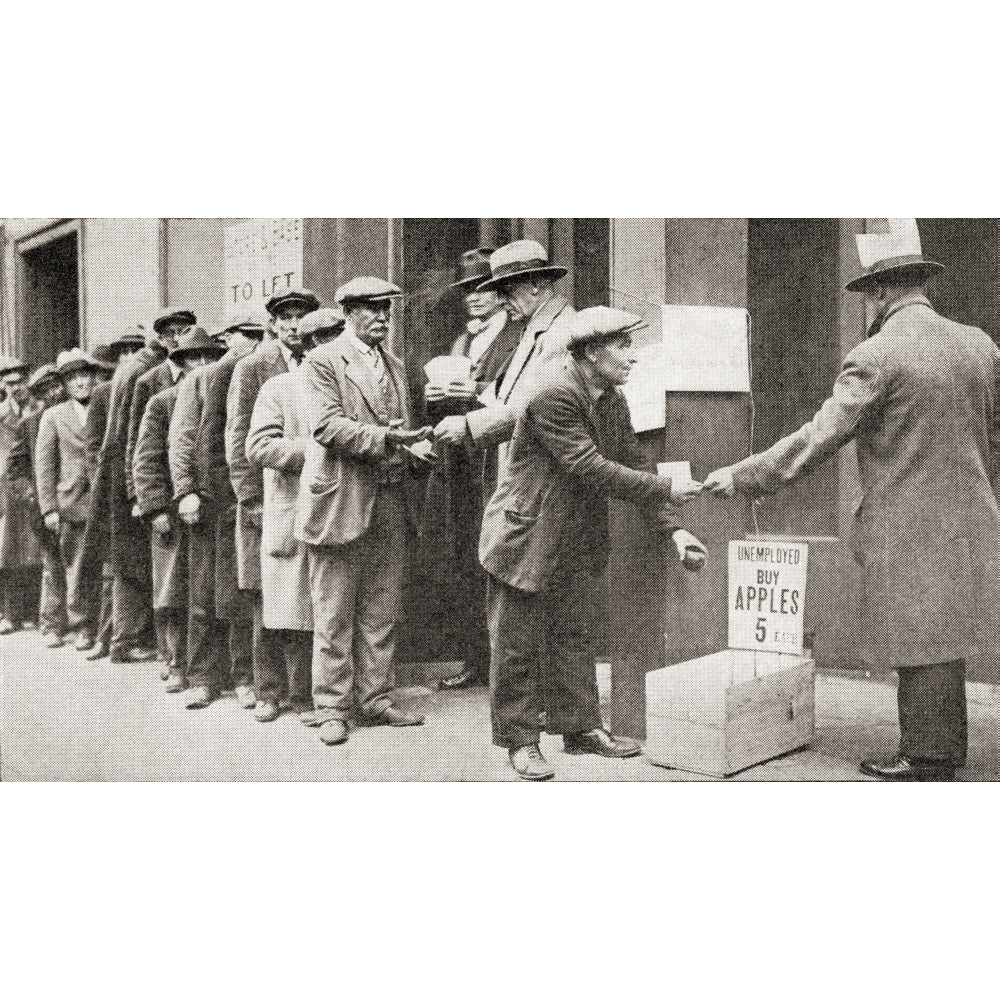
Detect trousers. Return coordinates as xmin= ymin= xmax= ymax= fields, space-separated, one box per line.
xmin=251 ymin=591 xmax=311 ymax=705
xmin=60 ymin=520 xmax=96 ymax=633
xmin=307 ymin=486 xmax=406 ymax=722
xmin=110 ymin=521 xmax=154 ymax=657
xmin=487 ymin=571 xmax=603 ymax=750
xmin=0 ymin=568 xmax=40 ymax=627
xmin=39 ymin=534 xmax=66 ymax=635
xmin=896 ymin=659 xmax=968 ymax=764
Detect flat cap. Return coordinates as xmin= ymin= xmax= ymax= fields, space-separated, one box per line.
xmin=153 ymin=309 xmax=197 ymax=335
xmin=265 ymin=288 xmax=321 ymax=316
xmin=0 ymin=356 xmax=29 ymax=377
xmin=299 ymin=307 xmax=346 ymax=340
xmin=169 ymin=326 xmax=227 ymax=362
xmin=334 ymin=277 xmax=402 ymax=307
xmin=27 ymin=364 xmax=60 ymax=393
xmin=217 ymin=312 xmax=266 ymax=339
xmin=55 ymin=347 xmax=100 ymax=377
xmin=567 ymin=307 xmax=647 ymax=350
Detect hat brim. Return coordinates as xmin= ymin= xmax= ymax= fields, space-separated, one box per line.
xmin=449 ymin=274 xmax=493 ymax=291
xmin=58 ymin=361 xmax=98 ymax=378
xmin=0 ymin=364 xmax=30 ymax=378
xmin=170 ymin=345 xmax=227 ymax=362
xmin=476 ymin=265 xmax=568 ymax=292
xmin=846 ymin=259 xmax=944 ymax=293
xmin=153 ymin=313 xmax=197 ymax=335
xmin=266 ymin=295 xmax=321 ymax=316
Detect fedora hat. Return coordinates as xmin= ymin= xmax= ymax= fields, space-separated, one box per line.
xmin=266 ymin=288 xmax=321 ymax=317
xmin=169 ymin=326 xmax=227 ymax=362
xmin=450 ymin=248 xmax=496 ymax=290
xmin=477 ymin=240 xmax=567 ymax=292
xmin=107 ymin=328 xmax=147 ymax=359
xmin=153 ymin=309 xmax=197 ymax=335
xmin=846 ymin=219 xmax=944 ymax=293
xmin=89 ymin=344 xmax=119 ymax=372
xmin=55 ymin=348 xmax=99 ymax=378
xmin=334 ymin=277 xmax=402 ymax=308
xmin=567 ymin=306 xmax=647 ymax=351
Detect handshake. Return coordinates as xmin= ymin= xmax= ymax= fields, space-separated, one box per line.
xmin=668 ymin=467 xmax=738 ymax=503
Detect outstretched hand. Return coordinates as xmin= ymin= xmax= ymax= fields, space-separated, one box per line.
xmin=433 ymin=415 xmax=470 ymax=446
xmin=672 ymin=529 xmax=708 ymax=571
xmin=387 ymin=421 xmax=434 ymax=448
xmin=703 ymin=467 xmax=735 ymax=497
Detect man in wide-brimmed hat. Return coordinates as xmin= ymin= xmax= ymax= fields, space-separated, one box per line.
xmin=480 ymin=307 xmax=706 ymax=779
xmin=706 ymin=219 xmax=1000 ymax=781
xmin=34 ymin=350 xmax=106 ymax=650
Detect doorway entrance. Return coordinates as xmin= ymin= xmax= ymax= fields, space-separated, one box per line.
xmin=19 ymin=229 xmax=81 ymax=368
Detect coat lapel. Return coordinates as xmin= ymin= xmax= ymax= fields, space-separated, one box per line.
xmin=500 ymin=295 xmax=567 ymax=402
xmin=342 ymin=337 xmax=384 ymax=420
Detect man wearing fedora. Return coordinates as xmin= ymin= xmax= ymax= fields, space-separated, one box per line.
xmin=101 ymin=311 xmax=194 ymax=663
xmin=480 ymin=306 xmax=706 ymax=780
xmin=170 ymin=316 xmax=264 ymax=708
xmin=706 ymin=219 xmax=1000 ymax=781
xmin=35 ymin=350 xmax=105 ymax=651
xmin=134 ymin=328 xmax=227 ymax=705
xmin=295 ymin=278 xmax=432 ymax=746
xmin=0 ymin=357 xmax=42 ymax=635
xmin=228 ymin=289 xmax=320 ymax=712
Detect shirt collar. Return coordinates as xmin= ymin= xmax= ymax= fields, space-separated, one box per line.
xmin=568 ymin=356 xmax=610 ymax=405
xmin=348 ymin=330 xmax=377 ymax=357
xmin=167 ymin=359 xmax=183 ymax=382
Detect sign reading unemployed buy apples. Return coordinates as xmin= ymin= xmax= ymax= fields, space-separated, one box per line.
xmin=728 ymin=540 xmax=809 ymax=654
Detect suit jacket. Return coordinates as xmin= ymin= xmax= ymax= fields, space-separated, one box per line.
xmin=732 ymin=294 xmax=1000 ymax=667
xmin=168 ymin=362 xmax=210 ymax=500
xmin=465 ymin=294 xmax=576 ymax=450
xmin=134 ymin=383 xmax=181 ymax=519
xmin=9 ymin=404 xmax=49 ymax=540
xmin=126 ymin=359 xmax=176 ymax=501
xmin=36 ymin=400 xmax=91 ymax=524
xmin=247 ymin=370 xmax=313 ymax=630
xmin=79 ymin=379 xmax=113 ymax=567
xmin=84 ymin=380 xmax=112 ymax=484
xmin=480 ymin=357 xmax=676 ymax=593
xmin=0 ymin=399 xmax=41 ymax=570
xmin=295 ymin=333 xmax=422 ymax=548
xmin=226 ymin=338 xmax=288 ymax=506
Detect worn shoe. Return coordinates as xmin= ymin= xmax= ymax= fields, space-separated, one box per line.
xmin=165 ymin=672 xmax=187 ymax=694
xmin=235 ymin=685 xmax=257 ymax=709
xmin=74 ymin=630 xmax=95 ymax=652
xmin=253 ymin=699 xmax=281 ymax=722
xmin=185 ymin=685 xmax=213 ymax=709
xmin=564 ymin=728 xmax=642 ymax=758
xmin=440 ymin=666 xmax=487 ymax=690
xmin=86 ymin=643 xmax=110 ymax=661
xmin=43 ymin=631 xmax=64 ymax=648
xmin=859 ymin=755 xmax=956 ymax=782
xmin=319 ymin=719 xmax=349 ymax=745
xmin=510 ymin=745 xmax=555 ymax=781
xmin=371 ymin=705 xmax=425 ymax=727
xmin=0 ymin=619 xmax=16 ymax=635
xmin=110 ymin=646 xmax=158 ymax=663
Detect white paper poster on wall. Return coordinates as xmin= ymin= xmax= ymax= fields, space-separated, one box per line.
xmin=660 ymin=304 xmax=750 ymax=392
xmin=224 ymin=219 xmax=304 ymax=320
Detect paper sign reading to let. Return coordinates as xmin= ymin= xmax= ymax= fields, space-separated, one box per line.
xmin=728 ymin=540 xmax=809 ymax=654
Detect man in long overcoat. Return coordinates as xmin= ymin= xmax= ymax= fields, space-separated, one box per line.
xmin=226 ymin=288 xmax=320 ymax=712
xmin=706 ymin=221 xmax=1000 ymax=781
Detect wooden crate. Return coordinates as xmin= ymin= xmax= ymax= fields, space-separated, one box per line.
xmin=644 ymin=649 xmax=815 ymax=778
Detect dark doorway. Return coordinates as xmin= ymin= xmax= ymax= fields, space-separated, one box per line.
xmin=20 ymin=233 xmax=80 ymax=367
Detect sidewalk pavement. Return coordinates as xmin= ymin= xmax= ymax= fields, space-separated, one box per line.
xmin=2 ymin=629 xmax=998 ymax=781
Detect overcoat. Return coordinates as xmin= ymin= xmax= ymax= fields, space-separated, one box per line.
xmin=133 ymin=383 xmax=187 ymax=610
xmin=126 ymin=359 xmax=175 ymax=501
xmin=732 ymin=294 xmax=1000 ymax=667
xmin=0 ymin=399 xmax=41 ymax=570
xmin=294 ymin=333 xmax=424 ymax=549
xmin=36 ymin=401 xmax=91 ymax=525
xmin=480 ymin=358 xmax=676 ymax=593
xmin=78 ymin=378 xmax=113 ymax=574
xmin=9 ymin=405 xmax=51 ymax=542
xmin=246 ymin=371 xmax=313 ymax=630
xmin=226 ymin=338 xmax=287 ymax=590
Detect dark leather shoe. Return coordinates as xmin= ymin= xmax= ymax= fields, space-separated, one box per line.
xmin=564 ymin=729 xmax=642 ymax=758
xmin=74 ymin=630 xmax=95 ymax=652
xmin=859 ymin=755 xmax=956 ymax=781
xmin=510 ymin=745 xmax=555 ymax=780
xmin=441 ymin=666 xmax=487 ymax=689
xmin=86 ymin=643 xmax=109 ymax=661
xmin=110 ymin=646 xmax=158 ymax=663
xmin=185 ymin=685 xmax=214 ymax=709
xmin=165 ymin=672 xmax=187 ymax=693
xmin=372 ymin=705 xmax=425 ymax=727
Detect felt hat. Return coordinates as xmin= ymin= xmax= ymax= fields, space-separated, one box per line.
xmin=89 ymin=344 xmax=119 ymax=372
xmin=153 ymin=309 xmax=197 ymax=335
xmin=567 ymin=306 xmax=647 ymax=351
xmin=169 ymin=326 xmax=227 ymax=362
xmin=450 ymin=248 xmax=496 ymax=290
xmin=334 ymin=277 xmax=403 ymax=308
xmin=300 ymin=307 xmax=346 ymax=342
xmin=265 ymin=288 xmax=321 ymax=316
xmin=477 ymin=240 xmax=567 ymax=292
xmin=27 ymin=364 xmax=60 ymax=395
xmin=55 ymin=348 xmax=100 ymax=378
xmin=0 ymin=356 xmax=29 ymax=377
xmin=846 ymin=219 xmax=944 ymax=293
xmin=106 ymin=328 xmax=147 ymax=358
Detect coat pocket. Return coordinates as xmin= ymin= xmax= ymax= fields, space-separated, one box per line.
xmin=308 ymin=478 xmax=339 ymax=497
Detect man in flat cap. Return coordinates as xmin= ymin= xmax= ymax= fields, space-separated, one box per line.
xmin=101 ymin=311 xmax=194 ymax=663
xmin=480 ymin=307 xmax=706 ymax=780
xmin=0 ymin=357 xmax=42 ymax=634
xmin=296 ymin=278 xmax=432 ymax=746
xmin=169 ymin=316 xmax=263 ymax=706
xmin=705 ymin=219 xmax=1000 ymax=781
xmin=134 ymin=328 xmax=227 ymax=704
xmin=226 ymin=289 xmax=320 ymax=712
xmin=244 ymin=307 xmax=345 ymax=721
xmin=78 ymin=330 xmax=145 ymax=661
xmin=35 ymin=350 xmax=105 ymax=651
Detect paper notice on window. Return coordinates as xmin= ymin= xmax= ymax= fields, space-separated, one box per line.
xmin=660 ymin=305 xmax=750 ymax=392
xmin=621 ymin=342 xmax=667 ymax=432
